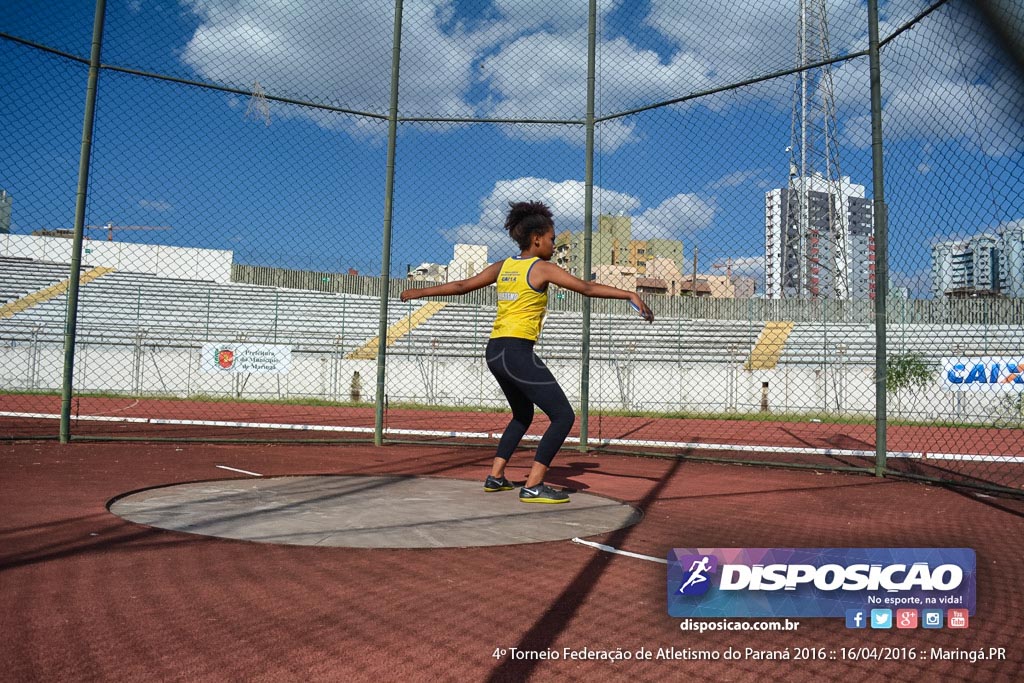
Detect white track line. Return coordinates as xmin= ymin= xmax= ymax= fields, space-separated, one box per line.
xmin=85 ymin=398 xmax=141 ymax=416
xmin=2 ymin=410 xmax=1020 ymax=463
xmin=216 ymin=465 xmax=263 ymax=477
xmin=571 ymin=538 xmax=667 ymax=564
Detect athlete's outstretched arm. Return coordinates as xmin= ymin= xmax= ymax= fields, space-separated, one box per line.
xmin=532 ymin=261 xmax=654 ymax=322
xmin=400 ymin=261 xmax=502 ymax=301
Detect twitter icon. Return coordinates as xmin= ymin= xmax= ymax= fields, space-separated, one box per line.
xmin=870 ymin=609 xmax=893 ymax=629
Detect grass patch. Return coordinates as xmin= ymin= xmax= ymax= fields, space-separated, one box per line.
xmin=0 ymin=389 xmax=369 ymax=409
xmin=587 ymin=407 xmax=875 ymax=425
xmin=3 ymin=390 xmax=1020 ymax=430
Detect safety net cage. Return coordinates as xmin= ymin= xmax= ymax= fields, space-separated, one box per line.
xmin=1 ymin=0 xmax=1021 ymax=496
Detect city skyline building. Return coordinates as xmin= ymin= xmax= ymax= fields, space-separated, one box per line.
xmin=447 ymin=243 xmax=488 ymax=282
xmin=1001 ymin=223 xmax=1024 ymax=298
xmin=0 ymin=189 xmax=11 ymax=234
xmin=931 ymin=225 xmax=1024 ymax=298
xmin=765 ymin=172 xmax=875 ymax=299
xmin=407 ymin=243 xmax=488 ymax=284
xmin=765 ymin=0 xmax=875 ymax=301
xmin=557 ymin=214 xmax=685 ymax=281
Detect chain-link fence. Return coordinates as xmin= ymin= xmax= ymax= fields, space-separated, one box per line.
xmin=1 ymin=0 xmax=1021 ymax=495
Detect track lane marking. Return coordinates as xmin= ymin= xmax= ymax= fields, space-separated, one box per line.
xmin=571 ymin=537 xmax=667 ymax=564
xmin=216 ymin=465 xmax=263 ymax=477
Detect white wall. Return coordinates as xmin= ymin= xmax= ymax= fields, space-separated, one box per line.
xmin=0 ymin=339 xmax=1016 ymax=427
xmin=2 ymin=234 xmax=233 ymax=282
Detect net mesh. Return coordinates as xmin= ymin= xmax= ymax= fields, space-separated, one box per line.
xmin=1 ymin=0 xmax=1021 ymax=495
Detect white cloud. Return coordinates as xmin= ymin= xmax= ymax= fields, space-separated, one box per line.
xmin=492 ymin=119 xmax=638 ymax=153
xmin=478 ymin=29 xmax=715 ymax=148
xmin=180 ymin=0 xmax=475 ymax=134
xmin=889 ymin=268 xmax=933 ymax=298
xmin=177 ymin=0 xmax=1022 ymax=157
xmin=706 ymin=169 xmax=770 ymax=190
xmin=442 ymin=176 xmax=641 ymax=253
xmin=442 ymin=178 xmax=715 ymax=253
xmin=711 ymin=256 xmax=765 ymax=283
xmin=842 ymin=74 xmax=1024 ymax=156
xmin=179 ymin=0 xmax=717 ymax=150
xmin=633 ymin=193 xmax=717 ymax=240
xmin=835 ymin=1 xmax=1024 ymax=156
xmin=995 ymin=218 xmax=1024 ymax=233
xmin=645 ymin=0 xmax=867 ymax=86
xmin=644 ymin=0 xmax=1023 ymax=158
xmin=490 ymin=0 xmax=615 ymax=31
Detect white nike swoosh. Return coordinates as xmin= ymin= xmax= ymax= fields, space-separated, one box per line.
xmin=523 ymin=488 xmax=539 ymax=495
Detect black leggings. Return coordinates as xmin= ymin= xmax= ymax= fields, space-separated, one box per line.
xmin=486 ymin=337 xmax=575 ymax=467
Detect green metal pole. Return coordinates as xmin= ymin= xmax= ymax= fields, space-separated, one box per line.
xmin=868 ymin=0 xmax=889 ymax=477
xmin=60 ymin=0 xmax=107 ymax=443
xmin=374 ymin=0 xmax=404 ymax=446
xmin=578 ymin=0 xmax=597 ymax=451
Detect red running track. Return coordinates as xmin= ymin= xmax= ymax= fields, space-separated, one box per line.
xmin=1 ymin=439 xmax=1022 ymax=681
xmin=4 ymin=393 xmax=1022 ymax=491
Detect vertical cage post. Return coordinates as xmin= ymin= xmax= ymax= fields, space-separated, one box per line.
xmin=867 ymin=0 xmax=890 ymax=476
xmin=60 ymin=0 xmax=108 ymax=443
xmin=374 ymin=0 xmax=405 ymax=446
xmin=578 ymin=0 xmax=598 ymax=451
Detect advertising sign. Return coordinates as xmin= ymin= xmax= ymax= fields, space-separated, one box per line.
xmin=200 ymin=343 xmax=292 ymax=374
xmin=668 ymin=548 xmax=976 ymax=619
xmin=941 ymin=357 xmax=1024 ymax=392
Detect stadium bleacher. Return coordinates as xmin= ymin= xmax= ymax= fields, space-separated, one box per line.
xmin=0 ymin=257 xmax=398 ymax=353
xmin=2 ymin=256 xmax=1021 ymax=366
xmin=0 ymin=257 xmax=72 ymax=304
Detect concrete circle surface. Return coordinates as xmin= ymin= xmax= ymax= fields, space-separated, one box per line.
xmin=109 ymin=475 xmax=642 ymax=548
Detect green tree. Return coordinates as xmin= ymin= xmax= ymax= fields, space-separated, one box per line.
xmin=886 ymin=353 xmax=934 ymax=418
xmin=995 ymin=392 xmax=1024 ymax=427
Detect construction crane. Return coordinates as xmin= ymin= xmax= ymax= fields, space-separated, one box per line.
xmin=711 ymin=258 xmax=734 ymax=281
xmin=85 ymin=222 xmax=172 ymax=241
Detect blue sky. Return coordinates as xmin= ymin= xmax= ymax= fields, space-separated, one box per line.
xmin=2 ymin=0 xmax=1022 ymax=297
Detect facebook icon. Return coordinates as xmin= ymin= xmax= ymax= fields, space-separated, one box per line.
xmin=845 ymin=609 xmax=867 ymax=629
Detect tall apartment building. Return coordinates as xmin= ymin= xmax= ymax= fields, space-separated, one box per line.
xmin=557 ymin=214 xmax=684 ymax=279
xmin=407 ymin=243 xmax=488 ymax=284
xmin=0 ymin=190 xmax=11 ymax=234
xmin=1000 ymin=224 xmax=1024 ymax=298
xmin=447 ymin=243 xmax=488 ymax=281
xmin=932 ymin=227 xmax=1024 ymax=297
xmin=931 ymin=240 xmax=965 ymax=296
xmin=765 ymin=173 xmax=875 ymax=299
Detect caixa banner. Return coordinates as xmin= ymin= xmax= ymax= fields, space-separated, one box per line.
xmin=942 ymin=357 xmax=1024 ymax=392
xmin=667 ymin=548 xmax=975 ymax=618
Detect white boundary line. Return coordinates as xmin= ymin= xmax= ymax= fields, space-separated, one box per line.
xmin=571 ymin=537 xmax=667 ymax=564
xmin=216 ymin=465 xmax=263 ymax=477
xmin=2 ymin=410 xmax=1021 ymax=463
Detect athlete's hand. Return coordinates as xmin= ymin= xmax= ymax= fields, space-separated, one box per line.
xmin=400 ymin=289 xmax=419 ymax=302
xmin=631 ymin=294 xmax=654 ymax=323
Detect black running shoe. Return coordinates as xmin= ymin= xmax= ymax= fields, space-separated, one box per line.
xmin=519 ymin=482 xmax=570 ymax=504
xmin=484 ymin=474 xmax=515 ymax=492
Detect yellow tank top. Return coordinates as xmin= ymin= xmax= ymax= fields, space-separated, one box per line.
xmin=491 ymin=257 xmax=548 ymax=341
